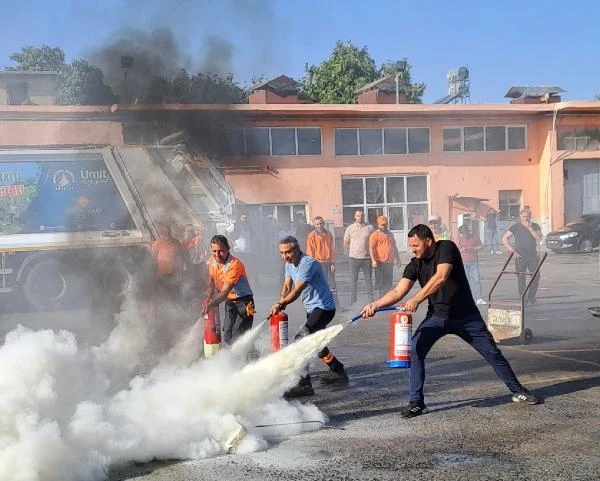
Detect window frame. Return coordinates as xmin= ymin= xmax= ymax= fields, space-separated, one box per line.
xmin=232 ymin=127 xmax=323 ymax=157
xmin=442 ymin=125 xmax=528 ymax=153
xmin=335 ymin=127 xmax=431 ymax=156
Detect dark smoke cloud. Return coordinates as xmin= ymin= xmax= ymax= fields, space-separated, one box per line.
xmin=85 ymin=0 xmax=278 ymax=101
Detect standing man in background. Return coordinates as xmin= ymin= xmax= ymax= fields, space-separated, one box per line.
xmin=502 ymin=209 xmax=543 ymax=305
xmin=151 ymin=224 xmax=184 ymax=297
xmin=369 ymin=215 xmax=400 ymax=298
xmin=486 ymin=208 xmax=502 ymax=254
xmin=457 ymin=225 xmax=486 ymax=305
xmin=344 ymin=209 xmax=374 ymax=307
xmin=306 ymin=216 xmax=344 ymax=311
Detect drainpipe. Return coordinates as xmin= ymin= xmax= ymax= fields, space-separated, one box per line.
xmin=395 ymin=73 xmax=400 ymax=104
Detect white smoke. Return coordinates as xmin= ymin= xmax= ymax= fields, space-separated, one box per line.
xmin=0 ymin=305 xmax=343 ymax=481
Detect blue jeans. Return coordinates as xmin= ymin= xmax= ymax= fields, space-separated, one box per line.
xmin=486 ymin=228 xmax=499 ymax=251
xmin=409 ymin=312 xmax=523 ymax=401
xmin=463 ymin=261 xmax=482 ymax=300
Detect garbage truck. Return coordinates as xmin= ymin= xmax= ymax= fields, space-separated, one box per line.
xmin=0 ymin=143 xmax=229 ymax=310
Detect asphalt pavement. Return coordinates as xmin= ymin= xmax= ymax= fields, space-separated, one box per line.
xmin=106 ymin=248 xmax=600 ymax=481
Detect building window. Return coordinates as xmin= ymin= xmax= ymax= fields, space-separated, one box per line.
xmin=443 ymin=125 xmax=527 ymax=152
xmin=557 ymin=127 xmax=600 ymax=151
xmin=499 ymin=190 xmax=522 ymax=220
xmin=384 ymin=128 xmax=407 ymax=154
xmin=442 ymin=128 xmax=461 ymax=152
xmin=341 ymin=175 xmax=429 ymax=230
xmin=336 ymin=127 xmax=430 ymax=155
xmin=359 ymin=128 xmax=383 ymax=155
xmin=245 ymin=128 xmax=270 ymax=156
xmin=335 ymin=128 xmax=358 ymax=155
xmin=224 ymin=127 xmax=322 ymax=156
xmin=297 ymin=128 xmax=322 ymax=155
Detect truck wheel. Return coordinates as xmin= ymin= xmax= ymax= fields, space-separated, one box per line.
xmin=101 ymin=261 xmax=134 ymax=298
xmin=21 ymin=259 xmax=69 ymax=310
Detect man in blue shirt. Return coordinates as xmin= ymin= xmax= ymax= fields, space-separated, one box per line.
xmin=270 ymin=235 xmax=349 ymax=397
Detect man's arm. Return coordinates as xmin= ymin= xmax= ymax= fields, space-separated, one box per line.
xmin=362 ymin=277 xmax=415 ymax=317
xmin=343 ymin=226 xmax=351 ymax=250
xmin=270 ymin=276 xmax=305 ymax=315
xmin=530 ymin=223 xmax=543 ymax=242
xmin=502 ymin=230 xmax=519 ymax=257
xmin=404 ymin=263 xmax=453 ymax=311
xmin=306 ymin=233 xmax=315 ymax=258
xmin=205 ymin=281 xmax=234 ymax=311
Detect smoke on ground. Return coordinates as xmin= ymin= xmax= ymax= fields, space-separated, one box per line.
xmin=0 ymin=294 xmax=342 ymax=481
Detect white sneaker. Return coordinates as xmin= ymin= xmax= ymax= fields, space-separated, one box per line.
xmin=490 ymin=250 xmax=494 ymax=254
xmin=476 ymin=298 xmax=487 ymax=305
xmin=495 ymin=251 xmax=503 ymax=254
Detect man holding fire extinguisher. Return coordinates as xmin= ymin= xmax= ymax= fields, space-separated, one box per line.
xmin=361 ymin=224 xmax=540 ymax=418
xmin=203 ymin=234 xmax=255 ymax=347
xmin=270 ymin=235 xmax=349 ymax=398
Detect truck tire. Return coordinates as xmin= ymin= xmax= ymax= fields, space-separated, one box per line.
xmin=21 ymin=258 xmax=69 ymax=310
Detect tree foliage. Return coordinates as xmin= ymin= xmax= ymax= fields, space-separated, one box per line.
xmin=6 ymin=45 xmax=116 ymax=105
xmin=301 ymin=41 xmax=426 ymax=104
xmin=142 ymin=69 xmax=247 ymax=104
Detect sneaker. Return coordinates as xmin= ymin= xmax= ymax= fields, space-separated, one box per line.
xmin=495 ymin=251 xmax=503 ymax=254
xmin=512 ymin=389 xmax=540 ymax=405
xmin=476 ymin=298 xmax=487 ymax=305
xmin=490 ymin=250 xmax=495 ymax=254
xmin=319 ymin=369 xmax=349 ymax=386
xmin=284 ymin=382 xmax=315 ymax=399
xmin=400 ymin=400 xmax=428 ymax=418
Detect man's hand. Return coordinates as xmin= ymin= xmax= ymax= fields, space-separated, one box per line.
xmin=201 ymin=300 xmax=211 ymax=315
xmin=330 ymin=264 xmax=335 ymax=273
xmin=269 ymin=303 xmax=282 ymax=317
xmin=403 ymin=298 xmax=420 ymax=312
xmin=361 ymin=303 xmax=377 ymax=318
xmin=371 ymin=260 xmax=378 ymax=269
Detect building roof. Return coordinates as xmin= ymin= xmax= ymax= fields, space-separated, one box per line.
xmin=357 ymin=74 xmax=400 ymax=94
xmin=250 ymin=75 xmax=298 ymax=94
xmin=505 ymin=86 xmax=565 ymax=99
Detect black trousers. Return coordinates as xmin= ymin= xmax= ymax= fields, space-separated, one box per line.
xmin=515 ymin=255 xmax=540 ymax=300
xmin=294 ymin=307 xmax=337 ymax=363
xmin=349 ymin=257 xmax=373 ymax=304
xmin=223 ymin=296 xmax=255 ymax=345
xmin=373 ymin=262 xmax=394 ymax=298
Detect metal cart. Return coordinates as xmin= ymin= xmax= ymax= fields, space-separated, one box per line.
xmin=486 ymin=252 xmax=547 ymax=344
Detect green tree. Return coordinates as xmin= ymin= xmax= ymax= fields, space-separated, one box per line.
xmin=141 ymin=70 xmax=247 ymax=104
xmin=300 ymin=41 xmax=426 ymax=104
xmin=6 ymin=45 xmax=65 ymax=72
xmin=301 ymin=41 xmax=378 ymax=104
xmin=55 ymin=60 xmax=117 ymax=105
xmin=6 ymin=45 xmax=116 ymax=105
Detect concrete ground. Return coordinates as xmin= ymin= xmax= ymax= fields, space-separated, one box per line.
xmin=2 ymin=248 xmax=600 ymax=480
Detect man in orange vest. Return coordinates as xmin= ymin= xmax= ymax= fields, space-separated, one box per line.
xmin=369 ymin=215 xmax=401 ymax=298
xmin=306 ymin=216 xmax=344 ymax=310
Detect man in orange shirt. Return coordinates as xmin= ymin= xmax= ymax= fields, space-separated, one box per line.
xmin=151 ymin=224 xmax=184 ymax=299
xmin=306 ymin=216 xmax=344 ymax=310
xmin=369 ymin=216 xmax=400 ymax=298
xmin=203 ymin=234 xmax=255 ymax=346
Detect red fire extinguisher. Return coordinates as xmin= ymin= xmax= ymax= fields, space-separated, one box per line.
xmin=387 ymin=309 xmax=412 ymax=368
xmin=203 ymin=302 xmax=221 ymax=358
xmin=270 ymin=311 xmax=289 ymax=352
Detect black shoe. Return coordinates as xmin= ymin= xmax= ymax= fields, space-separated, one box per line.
xmin=284 ymin=379 xmax=315 ymax=399
xmin=319 ymin=369 xmax=349 ymax=386
xmin=527 ymin=298 xmax=537 ymax=306
xmin=512 ymin=388 xmax=541 ymax=405
xmin=400 ymin=400 xmax=428 ymax=418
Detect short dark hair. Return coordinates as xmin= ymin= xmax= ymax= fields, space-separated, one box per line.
xmin=408 ymin=224 xmax=435 ymax=241
xmin=279 ymin=235 xmax=300 ymax=249
xmin=210 ymin=234 xmax=230 ymax=250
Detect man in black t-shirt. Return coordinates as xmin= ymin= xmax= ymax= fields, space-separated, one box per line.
xmin=502 ymin=209 xmax=543 ymax=304
xmin=360 ymin=224 xmax=540 ymax=418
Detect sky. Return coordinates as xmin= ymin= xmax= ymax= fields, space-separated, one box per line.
xmin=0 ymin=0 xmax=599 ymax=103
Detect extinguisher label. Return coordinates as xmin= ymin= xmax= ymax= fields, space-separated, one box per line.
xmin=279 ymin=321 xmax=288 ymax=347
xmin=394 ymin=324 xmax=411 ymax=358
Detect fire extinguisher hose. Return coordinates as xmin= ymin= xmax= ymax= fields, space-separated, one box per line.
xmin=345 ymin=305 xmax=406 ymax=326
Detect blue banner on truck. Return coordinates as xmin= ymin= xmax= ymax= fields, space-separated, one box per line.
xmin=0 ymin=153 xmax=134 ymax=235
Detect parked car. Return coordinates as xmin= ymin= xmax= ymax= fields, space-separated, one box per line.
xmin=545 ymin=214 xmax=600 ymax=253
